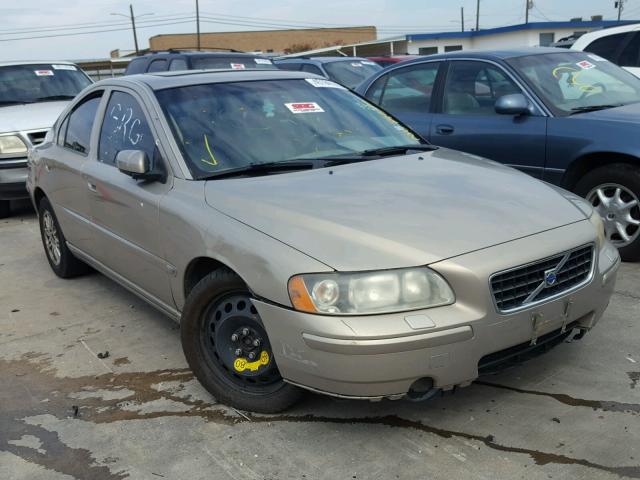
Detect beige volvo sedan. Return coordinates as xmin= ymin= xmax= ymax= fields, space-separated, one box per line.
xmin=27 ymin=70 xmax=620 ymax=412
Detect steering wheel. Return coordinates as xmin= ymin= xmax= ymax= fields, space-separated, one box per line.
xmin=579 ymin=82 xmax=607 ymax=99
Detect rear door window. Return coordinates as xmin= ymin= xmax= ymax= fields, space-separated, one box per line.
xmin=169 ymin=58 xmax=189 ymax=71
xmin=63 ymin=93 xmax=103 ymax=155
xmin=376 ymin=62 xmax=441 ymax=114
xmin=147 ymin=59 xmax=168 ymax=73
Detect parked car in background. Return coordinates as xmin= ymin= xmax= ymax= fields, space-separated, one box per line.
xmin=0 ymin=61 xmax=91 ymax=218
xmin=368 ymin=55 xmax=421 ymax=68
xmin=357 ymin=48 xmax=640 ymax=260
xmin=28 ymin=69 xmax=618 ymax=412
xmin=571 ymin=23 xmax=640 ymax=77
xmin=124 ymin=50 xmax=277 ymax=75
xmin=274 ymin=57 xmax=382 ymax=89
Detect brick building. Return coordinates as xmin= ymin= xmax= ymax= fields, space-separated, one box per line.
xmin=147 ymin=26 xmax=376 ymax=54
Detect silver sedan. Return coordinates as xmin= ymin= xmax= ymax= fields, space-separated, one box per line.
xmin=27 ymin=70 xmax=620 ymax=412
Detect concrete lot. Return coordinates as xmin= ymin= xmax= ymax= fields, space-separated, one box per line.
xmin=1 ymin=200 xmax=639 ymax=480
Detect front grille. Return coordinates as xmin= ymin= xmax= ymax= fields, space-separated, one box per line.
xmin=27 ymin=130 xmax=48 ymax=146
xmin=491 ymin=245 xmax=594 ymax=313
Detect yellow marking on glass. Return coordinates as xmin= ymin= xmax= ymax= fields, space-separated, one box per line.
xmin=233 ymin=351 xmax=270 ymax=373
xmin=200 ymin=134 xmax=218 ymax=166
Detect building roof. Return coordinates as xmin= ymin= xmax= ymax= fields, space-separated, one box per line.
xmin=406 ymin=20 xmax=640 ymax=41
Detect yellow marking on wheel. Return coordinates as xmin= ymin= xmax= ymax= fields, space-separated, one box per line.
xmin=233 ymin=351 xmax=270 ymax=372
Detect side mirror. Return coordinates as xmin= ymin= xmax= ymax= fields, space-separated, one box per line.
xmin=495 ymin=93 xmax=531 ymax=116
xmin=116 ymin=150 xmax=164 ymax=182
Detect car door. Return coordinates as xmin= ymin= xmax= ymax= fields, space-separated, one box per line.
xmin=429 ymin=60 xmax=548 ymax=178
xmin=364 ymin=61 xmax=444 ymax=140
xmin=83 ymin=88 xmax=174 ymax=306
xmin=42 ymin=91 xmax=104 ymax=254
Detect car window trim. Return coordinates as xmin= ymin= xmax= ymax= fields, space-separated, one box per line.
xmin=439 ymin=57 xmax=549 ymax=116
xmin=60 ymin=90 xmax=106 ymax=157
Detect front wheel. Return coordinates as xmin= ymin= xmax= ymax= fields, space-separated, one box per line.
xmin=574 ymin=163 xmax=640 ymax=261
xmin=181 ymin=269 xmax=302 ymax=413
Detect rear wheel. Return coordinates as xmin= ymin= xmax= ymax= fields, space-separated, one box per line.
xmin=38 ymin=197 xmax=90 ymax=278
xmin=0 ymin=200 xmax=9 ymax=219
xmin=181 ymin=269 xmax=302 ymax=413
xmin=574 ymin=163 xmax=640 ymax=262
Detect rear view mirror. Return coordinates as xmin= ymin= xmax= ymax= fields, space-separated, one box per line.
xmin=116 ymin=150 xmax=164 ymax=182
xmin=495 ymin=93 xmax=531 ymax=116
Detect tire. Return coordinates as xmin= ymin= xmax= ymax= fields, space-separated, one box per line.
xmin=574 ymin=163 xmax=640 ymax=262
xmin=0 ymin=200 xmax=9 ymax=219
xmin=38 ymin=197 xmax=90 ymax=278
xmin=181 ymin=269 xmax=302 ymax=413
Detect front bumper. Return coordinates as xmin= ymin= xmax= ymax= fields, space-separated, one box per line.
xmin=254 ymin=221 xmax=620 ymax=399
xmin=0 ymin=164 xmax=28 ymax=200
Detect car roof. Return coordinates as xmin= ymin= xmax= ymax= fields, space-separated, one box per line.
xmin=0 ymin=60 xmax=77 ymax=67
xmin=397 ymin=47 xmax=575 ymax=65
xmin=275 ymin=56 xmax=373 ymax=64
xmin=94 ymin=69 xmax=321 ymax=91
xmin=572 ymin=22 xmax=640 ymax=50
xmin=133 ymin=51 xmax=266 ymax=60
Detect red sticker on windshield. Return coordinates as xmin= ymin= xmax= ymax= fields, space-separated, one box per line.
xmin=577 ymin=60 xmax=595 ymax=70
xmin=34 ymin=70 xmax=54 ymax=76
xmin=285 ymin=102 xmax=325 ymax=113
xmin=230 ymin=63 xmax=246 ymax=69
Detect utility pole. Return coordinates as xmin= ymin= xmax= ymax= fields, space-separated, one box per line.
xmin=461 ymin=7 xmax=465 ymax=32
xmin=129 ymin=4 xmax=139 ymax=55
xmin=525 ymin=0 xmax=531 ymax=24
xmin=616 ymin=0 xmax=624 ymax=21
xmin=475 ymin=0 xmax=480 ymax=31
xmin=196 ymin=0 xmax=201 ymax=51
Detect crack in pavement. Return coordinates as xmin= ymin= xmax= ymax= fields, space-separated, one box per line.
xmin=475 ymin=380 xmax=640 ymax=414
xmin=2 ymin=355 xmax=639 ymax=479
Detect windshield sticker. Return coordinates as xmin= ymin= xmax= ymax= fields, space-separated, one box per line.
xmin=350 ymin=62 xmax=363 ymax=67
xmin=361 ymin=61 xmax=377 ymax=65
xmin=587 ymin=54 xmax=607 ymax=62
xmin=305 ymin=78 xmax=345 ymax=89
xmin=52 ymin=64 xmax=76 ymax=71
xmin=34 ymin=70 xmax=54 ymax=76
xmin=230 ymin=63 xmax=246 ymax=69
xmin=254 ymin=58 xmax=272 ymax=64
xmin=285 ymin=102 xmax=325 ymax=113
xmin=576 ymin=60 xmax=595 ymax=70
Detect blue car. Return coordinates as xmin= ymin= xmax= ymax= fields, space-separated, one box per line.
xmin=274 ymin=57 xmax=382 ymax=89
xmin=356 ymin=48 xmax=640 ymax=261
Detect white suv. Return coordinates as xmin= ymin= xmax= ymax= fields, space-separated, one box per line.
xmin=571 ymin=23 xmax=640 ymax=77
xmin=0 ymin=61 xmax=91 ymax=217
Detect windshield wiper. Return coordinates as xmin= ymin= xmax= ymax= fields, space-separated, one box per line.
xmin=569 ymin=104 xmax=623 ymax=115
xmin=201 ymin=160 xmax=317 ymax=179
xmin=317 ymin=144 xmax=438 ymax=166
xmin=35 ymin=95 xmax=77 ymax=102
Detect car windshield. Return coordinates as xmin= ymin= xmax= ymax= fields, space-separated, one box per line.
xmin=323 ymin=60 xmax=382 ymax=89
xmin=155 ymin=78 xmax=421 ymax=179
xmin=0 ymin=64 xmax=91 ymax=105
xmin=507 ymin=52 xmax=640 ymax=115
xmin=191 ymin=56 xmax=276 ymax=70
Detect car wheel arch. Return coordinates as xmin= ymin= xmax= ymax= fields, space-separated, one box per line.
xmin=562 ymin=152 xmax=640 ymax=190
xmin=33 ymin=187 xmax=47 ymax=209
xmin=183 ymin=256 xmax=250 ymax=300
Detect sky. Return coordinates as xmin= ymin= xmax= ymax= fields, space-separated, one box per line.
xmin=0 ymin=0 xmax=638 ymax=61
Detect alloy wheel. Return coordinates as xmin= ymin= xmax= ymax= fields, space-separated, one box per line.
xmin=42 ymin=210 xmax=62 ymax=266
xmin=587 ymin=183 xmax=640 ymax=248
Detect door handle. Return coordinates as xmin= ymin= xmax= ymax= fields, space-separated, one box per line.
xmin=436 ymin=124 xmax=455 ymax=135
xmin=87 ymin=181 xmax=97 ymax=193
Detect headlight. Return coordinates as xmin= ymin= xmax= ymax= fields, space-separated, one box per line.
xmin=288 ymin=267 xmax=455 ymax=315
xmin=589 ymin=210 xmax=606 ymax=249
xmin=0 ymin=135 xmax=27 ymax=155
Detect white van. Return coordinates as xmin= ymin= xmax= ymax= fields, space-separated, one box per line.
xmin=0 ymin=61 xmax=92 ymax=217
xmin=571 ymin=23 xmax=640 ymax=77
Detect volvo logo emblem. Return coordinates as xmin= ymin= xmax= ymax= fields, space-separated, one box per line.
xmin=544 ymin=269 xmax=558 ymax=287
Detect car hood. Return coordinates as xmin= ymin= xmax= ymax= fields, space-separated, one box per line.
xmin=204 ymin=149 xmax=587 ymax=271
xmin=0 ymin=101 xmax=69 ymax=133
xmin=575 ymin=101 xmax=640 ymax=124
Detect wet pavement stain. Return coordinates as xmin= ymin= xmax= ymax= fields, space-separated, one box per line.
xmin=2 ymin=354 xmax=640 ymax=479
xmin=629 ymin=372 xmax=640 ymax=390
xmin=475 ymin=380 xmax=640 ymax=414
xmin=112 ymin=357 xmax=131 ymax=367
